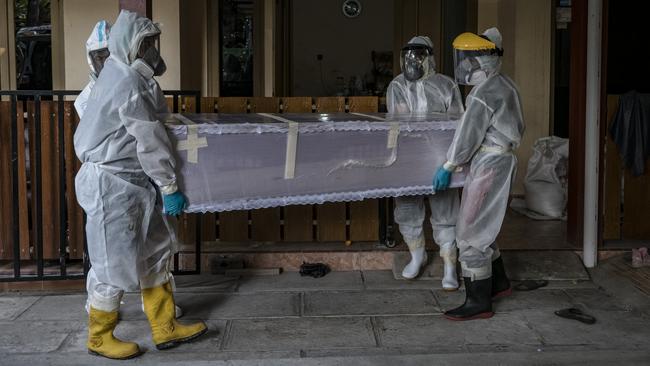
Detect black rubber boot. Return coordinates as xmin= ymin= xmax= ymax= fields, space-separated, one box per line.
xmin=444 ymin=277 xmax=494 ymax=321
xmin=491 ymin=256 xmax=512 ymax=299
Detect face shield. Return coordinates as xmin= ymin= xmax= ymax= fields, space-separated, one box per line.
xmin=137 ymin=34 xmax=166 ymax=76
xmin=454 ymin=49 xmax=492 ymax=85
xmin=400 ymin=44 xmax=432 ymax=82
xmin=138 ymin=34 xmax=160 ymax=56
xmin=89 ymin=48 xmax=110 ymax=76
xmin=452 ymin=33 xmax=502 ymax=85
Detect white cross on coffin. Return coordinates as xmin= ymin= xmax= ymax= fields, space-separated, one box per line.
xmin=176 ymin=125 xmax=208 ymax=163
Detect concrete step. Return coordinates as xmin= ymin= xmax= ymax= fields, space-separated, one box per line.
xmin=183 ymin=248 xmax=591 ymax=279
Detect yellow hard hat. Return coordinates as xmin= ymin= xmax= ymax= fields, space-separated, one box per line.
xmin=452 ymin=32 xmax=496 ymax=51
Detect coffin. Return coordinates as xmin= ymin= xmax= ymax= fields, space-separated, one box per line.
xmin=165 ymin=113 xmax=465 ymax=213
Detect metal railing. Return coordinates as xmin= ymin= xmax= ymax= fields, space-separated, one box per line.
xmin=164 ymin=90 xmax=202 ymax=276
xmin=0 ymin=90 xmax=201 ymax=282
xmin=0 ymin=90 xmax=399 ymax=283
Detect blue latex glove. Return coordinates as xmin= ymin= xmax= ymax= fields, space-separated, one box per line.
xmin=163 ymin=191 xmax=187 ymax=216
xmin=433 ymin=165 xmax=453 ymax=191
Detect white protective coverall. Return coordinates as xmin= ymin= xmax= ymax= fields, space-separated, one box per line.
xmin=74 ymin=20 xmax=110 ymax=119
xmin=445 ymin=28 xmax=525 ymax=280
xmin=386 ymin=36 xmax=464 ymax=285
xmin=74 ymin=11 xmax=178 ymax=312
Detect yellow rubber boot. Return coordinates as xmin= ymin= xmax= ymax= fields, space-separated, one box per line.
xmin=142 ymin=282 xmax=207 ymax=350
xmin=87 ymin=307 xmax=141 ymax=360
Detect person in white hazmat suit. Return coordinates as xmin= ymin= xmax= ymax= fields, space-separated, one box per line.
xmin=74 ymin=20 xmax=111 ymax=119
xmin=74 ymin=10 xmax=207 ymax=359
xmin=386 ymin=36 xmax=464 ymax=290
xmin=76 ymin=21 xmax=183 ymax=321
xmin=433 ymin=28 xmax=524 ymax=321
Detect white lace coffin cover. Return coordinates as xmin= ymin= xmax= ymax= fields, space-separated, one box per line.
xmin=165 ymin=113 xmax=466 ymax=213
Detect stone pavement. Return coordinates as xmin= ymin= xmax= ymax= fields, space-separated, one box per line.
xmin=1 ymin=253 xmax=650 ymax=365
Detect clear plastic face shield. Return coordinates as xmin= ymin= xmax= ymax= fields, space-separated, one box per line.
xmin=137 ymin=34 xmax=166 ymax=76
xmin=89 ymin=48 xmax=110 ymax=76
xmin=400 ymin=44 xmax=432 ymax=82
xmin=138 ymin=34 xmax=160 ymax=56
xmin=453 ymin=40 xmax=502 ymax=86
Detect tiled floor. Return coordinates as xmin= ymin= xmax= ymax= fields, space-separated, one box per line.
xmin=497 ymin=210 xmax=574 ymax=250
xmin=1 ymin=253 xmax=649 ymax=365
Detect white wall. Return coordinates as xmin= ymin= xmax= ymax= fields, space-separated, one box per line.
xmin=477 ymin=0 xmax=552 ymax=195
xmin=62 ymin=0 xmax=180 ymax=91
xmin=152 ymin=0 xmax=180 ymax=90
xmin=291 ymin=0 xmax=394 ymax=96
xmin=62 ymin=0 xmax=118 ymax=90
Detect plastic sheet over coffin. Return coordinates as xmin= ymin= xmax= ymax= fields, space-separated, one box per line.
xmin=166 ymin=113 xmax=466 ymax=213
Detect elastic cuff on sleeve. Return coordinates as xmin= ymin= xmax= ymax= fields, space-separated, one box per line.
xmin=443 ymin=161 xmax=457 ymax=172
xmin=159 ymin=182 xmax=178 ymax=195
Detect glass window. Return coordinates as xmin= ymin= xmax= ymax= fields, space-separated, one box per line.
xmin=15 ymin=0 xmax=52 ymax=90
xmin=219 ymin=0 xmax=254 ymax=96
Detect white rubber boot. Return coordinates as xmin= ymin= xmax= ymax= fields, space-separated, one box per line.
xmin=402 ymin=236 xmax=428 ymax=279
xmin=440 ymin=242 xmax=459 ymax=291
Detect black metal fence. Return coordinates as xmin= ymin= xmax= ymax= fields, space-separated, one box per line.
xmin=0 ymin=91 xmax=401 ymax=284
xmin=0 ymin=90 xmax=201 ymax=283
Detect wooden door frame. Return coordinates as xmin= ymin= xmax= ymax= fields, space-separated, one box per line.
xmin=273 ymin=0 xmax=292 ymax=97
xmin=0 ymin=0 xmax=17 ymax=90
xmin=567 ymin=0 xmax=587 ymax=247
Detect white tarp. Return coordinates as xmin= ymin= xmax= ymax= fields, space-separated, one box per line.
xmin=166 ymin=113 xmax=466 ymax=213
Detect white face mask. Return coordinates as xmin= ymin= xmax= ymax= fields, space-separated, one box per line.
xmin=467 ymin=70 xmax=488 ymax=85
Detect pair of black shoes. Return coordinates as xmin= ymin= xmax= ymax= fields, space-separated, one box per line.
xmin=444 ymin=256 xmax=511 ymax=321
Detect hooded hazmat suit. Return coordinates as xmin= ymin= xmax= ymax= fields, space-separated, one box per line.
xmin=446 ymin=28 xmax=525 ymax=280
xmin=74 ymin=11 xmax=178 ymax=312
xmin=386 ymin=36 xmax=464 ymax=287
xmin=445 ymin=27 xmax=525 ymax=280
xmin=438 ymin=27 xmax=524 ymax=321
xmin=74 ymin=20 xmax=110 ymax=119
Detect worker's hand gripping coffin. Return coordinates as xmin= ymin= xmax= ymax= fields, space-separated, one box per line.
xmin=166 ymin=113 xmax=465 ymax=213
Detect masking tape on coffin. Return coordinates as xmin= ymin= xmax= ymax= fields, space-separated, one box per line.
xmin=387 ymin=122 xmax=400 ymax=149
xmin=349 ymin=112 xmax=398 ymax=149
xmin=257 ymin=113 xmax=299 ymax=180
xmin=173 ymin=113 xmax=208 ymax=164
